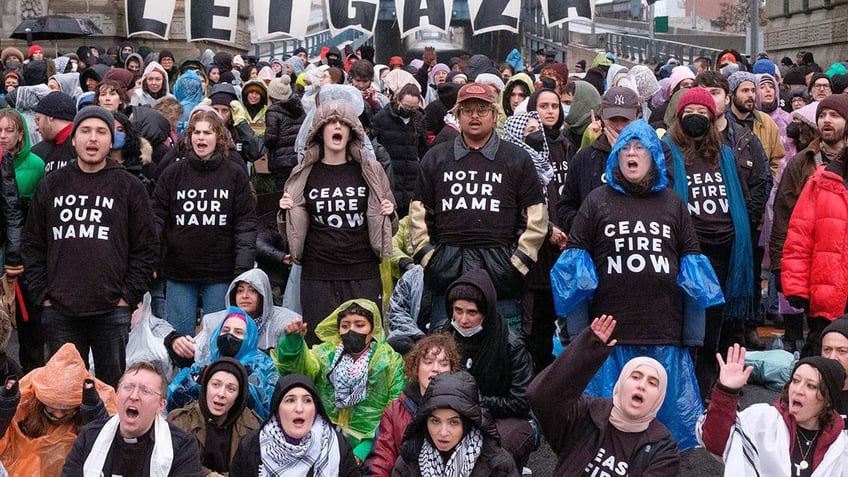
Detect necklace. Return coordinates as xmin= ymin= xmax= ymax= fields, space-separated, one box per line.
xmin=794 ymin=428 xmax=820 ymax=476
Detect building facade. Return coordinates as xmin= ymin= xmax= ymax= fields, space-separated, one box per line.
xmin=765 ymin=0 xmax=848 ymax=67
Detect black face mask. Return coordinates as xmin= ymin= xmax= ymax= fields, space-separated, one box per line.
xmin=397 ymin=106 xmax=415 ymax=119
xmin=6 ymin=60 xmax=20 ymax=70
xmin=217 ymin=333 xmax=243 ymax=358
xmin=524 ymin=130 xmax=546 ymax=153
xmin=680 ymin=114 xmax=711 ymax=138
xmin=341 ymin=330 xmax=369 ymax=354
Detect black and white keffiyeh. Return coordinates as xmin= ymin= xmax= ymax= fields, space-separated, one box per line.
xmin=258 ymin=414 xmax=340 ymax=477
xmin=329 ymin=341 xmax=374 ymax=409
xmin=417 ymin=427 xmax=483 ymax=477
xmin=503 ymin=111 xmax=555 ymax=190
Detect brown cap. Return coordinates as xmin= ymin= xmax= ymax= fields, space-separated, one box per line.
xmin=601 ymin=86 xmax=640 ymax=120
xmin=456 ymin=82 xmax=496 ymax=104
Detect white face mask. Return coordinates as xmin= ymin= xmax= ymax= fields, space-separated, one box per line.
xmin=452 ymin=320 xmax=483 ymax=338
xmin=71 ymin=63 xmax=78 ymax=72
xmin=561 ymin=104 xmax=571 ymax=116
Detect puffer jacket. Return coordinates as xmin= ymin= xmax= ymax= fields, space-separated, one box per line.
xmin=781 ymin=162 xmax=848 ymax=320
xmin=264 ymin=96 xmax=305 ymax=174
xmin=132 ymin=105 xmax=173 ymax=178
xmin=4 ymin=108 xmax=44 ymax=205
xmin=240 ymin=79 xmax=268 ymax=136
xmin=392 ymin=371 xmax=519 ymax=477
xmin=366 ymin=383 xmax=421 ymax=477
xmin=0 ymin=148 xmax=25 ymax=271
xmin=282 ymin=100 xmax=398 ymax=264
xmin=372 ymin=103 xmax=428 ymax=217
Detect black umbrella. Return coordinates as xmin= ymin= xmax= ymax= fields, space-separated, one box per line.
xmin=11 ymin=15 xmax=102 ymax=42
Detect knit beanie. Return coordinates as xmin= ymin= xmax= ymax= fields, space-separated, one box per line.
xmin=447 ymin=284 xmax=486 ymax=314
xmin=233 ymin=55 xmax=245 ymax=68
xmin=822 ymin=315 xmax=848 ymax=343
xmin=728 ymin=71 xmax=757 ymax=94
xmin=752 ymin=58 xmax=777 ymax=76
xmin=159 ymin=49 xmax=174 ymax=63
xmin=35 ymin=91 xmax=77 ymax=122
xmin=793 ymin=356 xmax=845 ymax=404
xmin=28 ymin=45 xmax=44 ymax=58
xmin=103 ymin=68 xmax=134 ymax=90
xmin=817 ymin=93 xmax=848 ymax=122
xmin=72 ymin=105 xmax=115 ymax=142
xmin=668 ymin=65 xmax=695 ymax=94
xmin=209 ymin=92 xmax=236 ymax=106
xmin=792 ymin=101 xmax=819 ymax=129
xmin=267 ymin=75 xmax=292 ymax=101
xmin=833 ymin=75 xmax=848 ymax=95
xmin=676 ymin=87 xmax=717 ymax=119
xmin=808 ymin=72 xmax=831 ymax=90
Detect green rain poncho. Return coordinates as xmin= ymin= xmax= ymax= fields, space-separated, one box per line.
xmin=272 ymin=299 xmax=405 ymax=461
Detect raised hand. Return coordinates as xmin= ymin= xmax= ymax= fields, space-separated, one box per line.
xmin=717 ymin=344 xmax=753 ymax=391
xmin=423 ymin=46 xmax=436 ymax=66
xmin=590 ymin=314 xmax=617 ymax=346
xmin=285 ymin=319 xmax=308 ymax=337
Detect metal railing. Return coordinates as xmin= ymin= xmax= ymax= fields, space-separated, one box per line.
xmin=252 ymin=29 xmax=368 ymax=61
xmin=605 ymin=32 xmax=724 ymax=65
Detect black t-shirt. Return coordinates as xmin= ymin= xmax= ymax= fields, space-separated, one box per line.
xmin=789 ymin=425 xmax=818 ymax=477
xmin=302 ymin=161 xmax=378 ymax=280
xmin=686 ymin=156 xmax=735 ymax=247
xmin=582 ymin=425 xmax=652 ymax=476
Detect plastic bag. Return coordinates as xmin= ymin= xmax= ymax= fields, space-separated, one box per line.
xmin=550 ymin=248 xmax=598 ymax=316
xmin=282 ymin=264 xmax=302 ymax=314
xmin=744 ymin=349 xmax=795 ymax=391
xmin=677 ymin=254 xmax=725 ymax=307
xmin=126 ymin=293 xmax=173 ymax=380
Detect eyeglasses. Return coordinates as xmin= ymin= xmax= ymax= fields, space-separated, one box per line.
xmin=620 ymin=143 xmax=647 ymax=154
xmin=118 ymin=383 xmax=163 ymax=399
xmin=457 ymin=106 xmax=494 ymax=117
xmin=812 ymin=83 xmax=831 ymax=90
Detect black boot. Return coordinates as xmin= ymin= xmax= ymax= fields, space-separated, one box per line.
xmin=745 ymin=326 xmax=767 ymax=350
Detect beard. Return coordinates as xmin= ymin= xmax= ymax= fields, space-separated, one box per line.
xmin=732 ymin=94 xmax=755 ymax=114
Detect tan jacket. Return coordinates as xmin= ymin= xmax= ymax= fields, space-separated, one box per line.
xmin=280 ymin=100 xmax=398 ymax=263
xmin=752 ymin=110 xmax=786 ymax=176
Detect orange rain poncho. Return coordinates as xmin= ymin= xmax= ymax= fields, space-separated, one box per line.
xmin=0 ymin=343 xmax=117 ymax=476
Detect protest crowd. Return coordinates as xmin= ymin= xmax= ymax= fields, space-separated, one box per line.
xmin=0 ymin=37 xmax=847 ymax=476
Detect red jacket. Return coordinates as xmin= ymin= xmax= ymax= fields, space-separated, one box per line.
xmin=782 ymin=164 xmax=848 ymax=319
xmin=365 ymin=389 xmax=418 ymax=477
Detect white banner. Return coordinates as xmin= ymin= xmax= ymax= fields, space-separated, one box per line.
xmin=125 ymin=0 xmax=175 ymax=39
xmin=251 ymin=0 xmax=312 ymax=41
xmin=185 ymin=0 xmax=239 ymax=43
xmin=467 ymin=0 xmax=520 ymax=35
xmin=396 ymin=0 xmax=454 ymax=38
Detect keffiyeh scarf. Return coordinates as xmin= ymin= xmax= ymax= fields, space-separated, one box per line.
xmin=503 ymin=111 xmax=555 ymax=192
xmin=418 ymin=427 xmax=483 ymax=477
xmin=329 ymin=341 xmax=374 ymax=408
xmin=259 ymin=414 xmax=339 ymax=477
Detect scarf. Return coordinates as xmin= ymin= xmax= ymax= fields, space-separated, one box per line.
xmin=664 ymin=136 xmax=753 ymax=319
xmin=609 ymin=358 xmax=667 ymax=432
xmin=328 ymin=341 xmax=373 ymax=408
xmin=502 ymin=111 xmax=555 ymax=192
xmin=418 ymin=427 xmax=483 ymax=477
xmin=82 ymin=415 xmax=173 ymax=477
xmin=258 ymin=414 xmax=339 ymax=477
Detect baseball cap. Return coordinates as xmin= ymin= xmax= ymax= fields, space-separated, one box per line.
xmin=456 ymin=83 xmax=496 ymax=104
xmin=601 ymin=86 xmax=640 ymax=120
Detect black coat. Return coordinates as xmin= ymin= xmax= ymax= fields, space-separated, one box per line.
xmin=62 ymin=418 xmax=202 ymax=477
xmin=264 ymin=97 xmax=306 ymax=174
xmin=372 ymin=105 xmax=428 ymax=216
xmin=0 ymin=150 xmax=22 ymax=270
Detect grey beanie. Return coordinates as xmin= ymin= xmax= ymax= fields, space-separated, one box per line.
xmin=71 ymin=106 xmax=115 ymax=142
xmin=728 ymin=71 xmax=757 ymax=94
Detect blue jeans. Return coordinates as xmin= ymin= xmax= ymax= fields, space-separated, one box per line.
xmin=42 ymin=306 xmax=132 ymax=388
xmin=165 ymin=281 xmax=229 ymax=336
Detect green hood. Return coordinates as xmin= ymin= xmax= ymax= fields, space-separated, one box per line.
xmin=2 ymin=108 xmax=45 ymax=199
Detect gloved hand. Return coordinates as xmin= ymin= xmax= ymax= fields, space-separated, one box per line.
xmin=82 ymin=378 xmax=100 ymax=406
xmin=229 ymin=100 xmax=249 ymax=126
xmin=2 ymin=376 xmax=18 ymax=397
xmin=787 ymin=296 xmax=809 ymax=312
xmin=773 ymin=269 xmax=783 ymax=294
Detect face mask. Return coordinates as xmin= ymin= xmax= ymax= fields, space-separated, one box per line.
xmin=524 ymin=130 xmax=546 ymax=153
xmin=680 ymin=114 xmax=710 ymax=138
xmin=6 ymin=60 xmax=20 ymax=70
xmin=341 ymin=330 xmax=369 ymax=354
xmin=216 ymin=333 xmax=243 ymax=358
xmin=561 ymin=104 xmax=571 ymax=116
xmin=70 ymin=62 xmax=78 ymax=72
xmin=397 ymin=106 xmax=413 ymax=119
xmin=452 ymin=320 xmax=483 ymax=338
xmin=112 ymin=130 xmax=126 ymax=150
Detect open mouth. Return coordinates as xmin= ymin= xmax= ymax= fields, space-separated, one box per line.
xmin=126 ymin=406 xmax=139 ymax=418
xmin=632 ymin=393 xmax=644 ymax=404
xmin=292 ymin=418 xmax=305 ymax=426
xmin=791 ymin=399 xmax=803 ymax=412
xmin=627 ymin=159 xmax=639 ymax=170
xmin=331 ymin=132 xmax=344 ymax=145
xmin=85 ymin=145 xmax=100 ymax=155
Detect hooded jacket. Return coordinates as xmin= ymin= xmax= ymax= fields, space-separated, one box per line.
xmin=442 ymin=269 xmax=533 ymax=418
xmin=264 ymin=93 xmax=305 ymax=175
xmin=173 ymin=70 xmax=204 ymax=134
xmin=564 ymin=81 xmax=601 ymax=147
xmin=185 ymin=268 xmax=300 ymax=365
xmin=229 ymin=374 xmax=359 ymax=477
xmin=48 ymin=73 xmax=83 ymax=100
xmin=562 ymin=120 xmax=703 ymax=344
xmin=3 ymin=108 xmax=45 ymax=204
xmin=393 ymin=371 xmax=519 ymax=477
xmin=282 ymin=100 xmax=398 ymax=265
xmin=124 ymin=52 xmax=145 ymax=72
xmin=167 ymin=308 xmax=280 ymax=420
xmin=22 ymin=159 xmax=158 ymax=315
xmin=131 ymin=105 xmax=172 ymax=175
xmin=501 ymin=72 xmax=535 ymax=118
xmin=465 ymin=54 xmax=500 ymax=81
xmin=152 ymin=148 xmax=257 ymax=282
xmin=272 ymin=299 xmax=405 ymax=461
xmin=372 ymin=100 xmax=428 ymax=216
xmin=78 ymin=64 xmax=109 ymax=92
xmin=205 ymin=82 xmax=267 ymax=164
xmin=131 ymin=61 xmax=172 ymax=107
xmin=529 ymin=326 xmax=680 ymax=477
xmin=166 ymin=358 xmax=261 ymax=476
xmin=240 ymin=79 xmax=269 ymax=135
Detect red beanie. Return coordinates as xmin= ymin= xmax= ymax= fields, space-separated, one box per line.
xmin=28 ymin=45 xmax=43 ymax=58
xmin=676 ymin=87 xmax=717 ymax=119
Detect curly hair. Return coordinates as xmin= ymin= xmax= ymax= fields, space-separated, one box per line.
xmin=402 ymin=334 xmax=461 ymax=382
xmin=95 ymin=79 xmax=128 ymax=111
xmin=779 ymin=364 xmax=837 ymax=430
xmin=186 ymin=110 xmax=229 ymax=158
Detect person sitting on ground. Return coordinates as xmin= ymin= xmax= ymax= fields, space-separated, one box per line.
xmin=62 ymin=362 xmax=201 ymax=476
xmin=272 ymin=299 xmax=404 ymax=466
xmin=698 ymin=346 xmax=847 ymax=476
xmin=229 ymin=373 xmax=360 ymax=476
xmin=819 ymin=316 xmax=848 ymax=426
xmin=529 ymin=315 xmax=681 ymax=475
xmin=0 ymin=344 xmax=116 ymax=477
xmin=392 ymin=371 xmax=520 ymax=477
xmin=167 ymin=307 xmax=279 ymax=420
xmin=167 ymin=357 xmax=261 ymax=476
xmin=366 ymin=333 xmax=460 ymax=476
